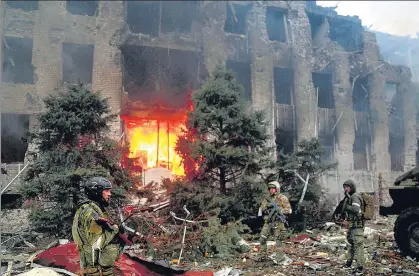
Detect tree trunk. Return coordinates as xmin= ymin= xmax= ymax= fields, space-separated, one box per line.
xmin=220 ymin=167 xmax=226 ymax=194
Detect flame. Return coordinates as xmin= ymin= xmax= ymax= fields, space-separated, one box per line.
xmin=126 ymin=120 xmax=185 ymax=176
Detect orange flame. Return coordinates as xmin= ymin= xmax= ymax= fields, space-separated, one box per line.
xmin=126 ymin=120 xmax=185 ymax=176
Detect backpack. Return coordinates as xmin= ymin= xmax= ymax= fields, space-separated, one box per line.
xmin=360 ymin=193 xmax=374 ymax=220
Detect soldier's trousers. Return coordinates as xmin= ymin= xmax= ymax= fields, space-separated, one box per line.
xmin=259 ymin=222 xmax=287 ymax=261
xmin=79 ymin=244 xmax=121 ymax=276
xmin=347 ymin=227 xmax=365 ymax=267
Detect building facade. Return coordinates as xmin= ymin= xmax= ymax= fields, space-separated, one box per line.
xmin=1 ymin=1 xmax=417 ymax=201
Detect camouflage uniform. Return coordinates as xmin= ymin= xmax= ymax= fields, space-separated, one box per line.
xmin=343 ymin=180 xmax=365 ymax=270
xmin=72 ymin=200 xmax=122 ymax=276
xmin=258 ymin=191 xmax=292 ymax=261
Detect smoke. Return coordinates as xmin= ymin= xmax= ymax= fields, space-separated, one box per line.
xmin=317 ymin=1 xmax=419 ymax=38
xmin=2 ymin=36 xmax=34 ymax=85
xmin=1 ymin=114 xmax=30 ymax=163
xmin=61 ymin=43 xmax=94 ymax=86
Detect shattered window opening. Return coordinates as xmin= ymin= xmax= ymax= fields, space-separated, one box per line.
xmin=312 ymin=72 xmax=334 ymax=109
xmin=5 ymin=0 xmax=39 ymax=11
xmin=224 ymin=3 xmax=251 ymax=35
xmin=387 ymin=84 xmax=405 ymax=171
xmin=121 ymin=45 xmax=207 ymax=109
xmin=307 ymin=12 xmax=325 ymax=41
xmin=328 ymin=16 xmax=364 ymax=52
xmin=275 ymin=128 xmax=294 ymax=154
xmin=353 ymin=135 xmax=370 ymax=171
xmin=126 ymin=1 xmax=160 ymax=36
xmin=161 ymin=1 xmax=198 ymax=34
xmin=66 ymin=0 xmax=98 ymax=16
xmin=2 ymin=36 xmax=34 ymax=84
xmin=1 ymin=114 xmax=30 ymax=163
xmin=226 ymin=60 xmax=252 ymax=101
xmin=318 ymin=134 xmax=335 ymax=165
xmin=351 ymin=77 xmax=370 ymax=112
xmin=274 ymin=67 xmax=293 ymax=105
xmin=266 ymin=6 xmax=287 ymax=42
xmin=62 ymin=43 xmax=94 ymax=86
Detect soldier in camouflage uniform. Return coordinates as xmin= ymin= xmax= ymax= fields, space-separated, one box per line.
xmin=72 ymin=177 xmax=122 ymax=276
xmin=258 ymin=181 xmax=292 ymax=263
xmin=342 ymin=179 xmax=365 ymax=275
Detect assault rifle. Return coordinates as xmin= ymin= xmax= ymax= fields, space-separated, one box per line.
xmin=92 ymin=212 xmax=142 ymax=246
xmin=267 ymin=201 xmax=289 ymax=227
xmin=332 ymin=193 xmax=349 ymax=223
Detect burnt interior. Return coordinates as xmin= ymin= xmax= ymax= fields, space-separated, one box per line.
xmin=353 ymin=135 xmax=370 ymax=170
xmin=312 ymin=72 xmax=334 ymax=109
xmin=274 ymin=67 xmax=293 ymax=105
xmin=5 ymin=0 xmax=38 ymax=11
xmin=351 ymin=77 xmax=370 ymax=112
xmin=122 ymin=45 xmax=207 ymax=109
xmin=387 ymin=83 xmax=405 ymax=171
xmin=226 ymin=60 xmax=252 ymax=101
xmin=224 ymin=3 xmax=252 ymax=35
xmin=66 ymin=0 xmax=98 ymax=16
xmin=328 ymin=16 xmax=364 ymax=52
xmin=126 ymin=1 xmax=197 ymax=36
xmin=307 ymin=12 xmax=324 ymax=41
xmin=126 ymin=1 xmax=160 ymax=36
xmin=1 ymin=114 xmax=30 ymax=163
xmin=2 ymin=36 xmax=34 ymax=84
xmin=318 ymin=134 xmax=335 ymax=164
xmin=266 ymin=6 xmax=287 ymax=42
xmin=62 ymin=42 xmax=94 ymax=86
xmin=275 ymin=128 xmax=294 ymax=154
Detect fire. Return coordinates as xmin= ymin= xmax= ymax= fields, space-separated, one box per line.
xmin=125 ymin=119 xmax=186 ymax=176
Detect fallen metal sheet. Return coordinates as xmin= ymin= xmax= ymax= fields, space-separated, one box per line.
xmin=32 ymin=242 xmax=212 ymax=276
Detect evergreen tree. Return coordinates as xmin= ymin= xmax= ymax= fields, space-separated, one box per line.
xmin=272 ymin=130 xmax=337 ymax=228
xmin=176 ymin=66 xmax=272 ymax=194
xmin=22 ymin=84 xmax=132 ymax=236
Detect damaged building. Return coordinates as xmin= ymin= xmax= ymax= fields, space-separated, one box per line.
xmin=0 ymin=1 xmax=417 ymax=203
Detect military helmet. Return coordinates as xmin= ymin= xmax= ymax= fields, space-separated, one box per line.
xmin=83 ymin=176 xmax=112 ymax=203
xmin=267 ymin=181 xmax=280 ymax=190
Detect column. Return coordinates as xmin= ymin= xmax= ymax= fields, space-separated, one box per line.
xmin=92 ymin=1 xmax=125 ymax=141
xmin=200 ymin=1 xmax=228 ymax=75
xmin=247 ymin=3 xmax=274 ymax=146
xmin=288 ymin=2 xmax=316 ymax=142
xmin=332 ymin=51 xmax=355 ymax=171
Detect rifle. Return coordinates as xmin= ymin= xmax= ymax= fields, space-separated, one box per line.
xmin=266 ymin=200 xmax=289 ymax=227
xmin=332 ymin=194 xmax=349 ymax=222
xmin=92 ymin=212 xmax=141 ymax=246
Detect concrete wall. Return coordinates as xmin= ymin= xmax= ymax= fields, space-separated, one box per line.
xmin=1 ymin=1 xmax=417 ymax=202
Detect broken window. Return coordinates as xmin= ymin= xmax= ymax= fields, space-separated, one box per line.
xmin=307 ymin=13 xmax=325 ymax=41
xmin=318 ymin=134 xmax=335 ymax=164
xmin=62 ymin=43 xmax=94 ymax=86
xmin=66 ymin=0 xmax=98 ymax=16
xmin=275 ymin=128 xmax=294 ymax=154
xmin=266 ymin=6 xmax=287 ymax=42
xmin=5 ymin=0 xmax=38 ymax=11
xmin=351 ymin=77 xmax=369 ymax=112
xmin=2 ymin=36 xmax=34 ymax=84
xmin=1 ymin=114 xmax=30 ymax=163
xmin=388 ymin=86 xmax=405 ymax=171
xmin=312 ymin=72 xmax=334 ymax=109
xmin=224 ymin=3 xmax=251 ymax=35
xmin=274 ymin=67 xmax=293 ymax=105
xmin=161 ymin=1 xmax=198 ymax=33
xmin=121 ymin=45 xmax=207 ymax=109
xmin=226 ymin=60 xmax=252 ymax=101
xmin=328 ymin=17 xmax=363 ymax=52
xmin=353 ymin=135 xmax=370 ymax=170
xmin=126 ymin=1 xmax=160 ymax=36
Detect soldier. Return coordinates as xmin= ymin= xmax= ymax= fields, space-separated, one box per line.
xmin=258 ymin=181 xmax=292 ymax=263
xmin=72 ymin=177 xmax=122 ymax=276
xmin=341 ymin=179 xmax=365 ymax=275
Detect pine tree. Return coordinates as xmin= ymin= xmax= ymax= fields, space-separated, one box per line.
xmin=176 ymin=66 xmax=272 ymax=194
xmin=22 ymin=84 xmax=132 ymax=236
xmin=273 ymin=130 xmax=337 ymax=228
